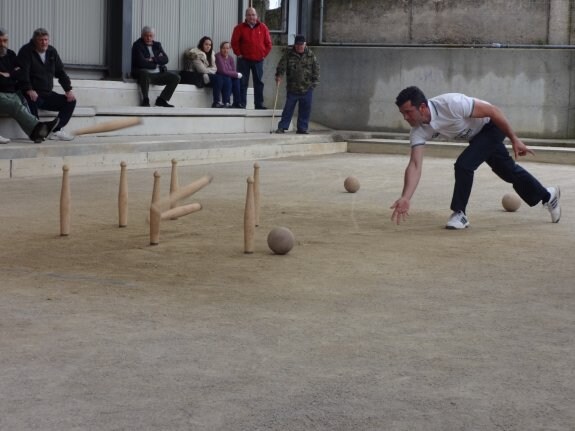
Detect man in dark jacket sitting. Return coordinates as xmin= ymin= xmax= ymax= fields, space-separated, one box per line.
xmin=0 ymin=27 xmax=59 ymax=143
xmin=131 ymin=26 xmax=181 ymax=107
xmin=17 ymin=28 xmax=76 ymax=141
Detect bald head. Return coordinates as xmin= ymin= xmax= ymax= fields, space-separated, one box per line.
xmin=245 ymin=7 xmax=258 ymax=25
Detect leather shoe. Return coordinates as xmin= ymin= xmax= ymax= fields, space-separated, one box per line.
xmin=141 ymin=97 xmax=150 ymax=107
xmin=29 ymin=118 xmax=60 ymax=143
xmin=296 ymin=130 xmax=309 ymax=134
xmin=275 ymin=128 xmax=285 ymax=134
xmin=155 ymin=97 xmax=174 ymax=107
xmin=255 ymin=105 xmax=268 ymax=110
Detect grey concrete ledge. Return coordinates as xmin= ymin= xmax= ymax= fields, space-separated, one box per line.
xmin=347 ymin=137 xmax=575 ymax=165
xmin=95 ymin=106 xmax=278 ymax=117
xmin=0 ymin=131 xmax=346 ymax=178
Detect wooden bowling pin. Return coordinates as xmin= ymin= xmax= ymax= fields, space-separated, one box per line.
xmin=244 ymin=176 xmax=255 ymax=254
xmin=149 ymin=207 xmax=161 ymax=245
xmin=253 ymin=162 xmax=260 ymax=227
xmin=60 ymin=165 xmax=70 ymax=236
xmin=118 ymin=161 xmax=128 ymax=227
xmin=151 ymin=171 xmax=161 ymax=205
xmin=169 ymin=159 xmax=179 ymax=217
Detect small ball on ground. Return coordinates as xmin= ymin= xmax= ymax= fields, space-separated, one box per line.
xmin=502 ymin=193 xmax=521 ymax=212
xmin=267 ymin=227 xmax=295 ymax=255
xmin=344 ymin=176 xmax=360 ymax=193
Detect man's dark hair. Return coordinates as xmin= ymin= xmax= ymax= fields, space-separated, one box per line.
xmin=0 ymin=28 xmax=7 ymax=37
xmin=395 ymin=86 xmax=428 ymax=108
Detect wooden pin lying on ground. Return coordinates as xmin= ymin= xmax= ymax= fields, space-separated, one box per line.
xmin=118 ymin=161 xmax=128 ymax=227
xmin=149 ymin=175 xmax=213 ymax=245
xmin=152 ymin=175 xmax=213 ymax=214
xmin=160 ymin=203 xmax=202 ymax=220
xmin=60 ymin=165 xmax=70 ymax=236
xmin=244 ymin=176 xmax=255 ymax=254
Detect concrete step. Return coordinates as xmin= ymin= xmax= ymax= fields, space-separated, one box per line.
xmin=0 ymin=79 xmax=269 ymax=139
xmin=0 ymin=130 xmax=346 ymax=178
xmin=55 ymin=79 xmax=253 ymax=109
xmin=1 ymin=106 xmax=283 ymax=139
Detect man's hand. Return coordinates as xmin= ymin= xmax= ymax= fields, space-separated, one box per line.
xmin=390 ymin=197 xmax=410 ymax=225
xmin=275 ymin=75 xmax=282 ymax=84
xmin=26 ymin=89 xmax=38 ymax=102
xmin=511 ymin=138 xmax=535 ymax=160
xmin=65 ymin=90 xmax=76 ymax=102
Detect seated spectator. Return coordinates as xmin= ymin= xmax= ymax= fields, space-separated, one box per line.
xmin=17 ymin=28 xmax=76 ymax=141
xmin=131 ymin=26 xmax=181 ymax=107
xmin=183 ymin=36 xmax=224 ymax=108
xmin=215 ymin=41 xmax=242 ymax=108
xmin=1 ymin=27 xmax=59 ymax=144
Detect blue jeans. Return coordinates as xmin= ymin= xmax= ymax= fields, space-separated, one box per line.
xmin=451 ymin=121 xmax=547 ymax=213
xmin=277 ymin=89 xmax=313 ymax=132
xmin=207 ymin=74 xmax=224 ymax=104
xmin=26 ymin=91 xmax=76 ymax=130
xmin=219 ymin=76 xmax=241 ymax=105
xmin=237 ymin=58 xmax=264 ymax=108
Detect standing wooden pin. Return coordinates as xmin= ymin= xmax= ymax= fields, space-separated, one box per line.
xmin=253 ymin=162 xmax=260 ymax=227
xmin=169 ymin=159 xmax=180 ymax=218
xmin=149 ymin=206 xmax=161 ymax=245
xmin=118 ymin=161 xmax=128 ymax=227
xmin=60 ymin=165 xmax=70 ymax=236
xmin=151 ymin=171 xmax=161 ymax=205
xmin=244 ymin=176 xmax=255 ymax=254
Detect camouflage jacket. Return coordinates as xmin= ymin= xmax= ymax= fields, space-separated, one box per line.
xmin=275 ymin=46 xmax=320 ymax=94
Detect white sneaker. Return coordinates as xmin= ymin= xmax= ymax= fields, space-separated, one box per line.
xmin=446 ymin=210 xmax=470 ymax=229
xmin=543 ymin=186 xmax=561 ymax=223
xmin=49 ymin=129 xmax=75 ymax=141
xmin=0 ymin=135 xmax=11 ymax=144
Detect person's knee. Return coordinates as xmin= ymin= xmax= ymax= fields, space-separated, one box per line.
xmin=138 ymin=74 xmax=150 ymax=86
xmin=490 ymin=165 xmax=515 ymax=183
xmin=453 ymin=160 xmax=474 ymax=175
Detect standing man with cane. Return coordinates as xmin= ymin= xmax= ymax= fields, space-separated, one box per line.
xmin=274 ymin=35 xmax=320 ymax=135
xmin=231 ymin=7 xmax=272 ymax=110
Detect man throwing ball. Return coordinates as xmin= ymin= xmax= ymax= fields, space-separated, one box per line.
xmin=391 ymin=86 xmax=561 ymax=229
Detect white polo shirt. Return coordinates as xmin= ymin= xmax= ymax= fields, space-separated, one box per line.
xmin=409 ymin=93 xmax=490 ymax=147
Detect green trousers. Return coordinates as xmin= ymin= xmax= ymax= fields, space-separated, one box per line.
xmin=0 ymin=92 xmax=38 ymax=136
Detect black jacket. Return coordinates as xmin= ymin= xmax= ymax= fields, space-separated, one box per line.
xmin=131 ymin=38 xmax=169 ymax=77
xmin=17 ymin=40 xmax=72 ymax=95
xmin=0 ymin=49 xmax=24 ymax=93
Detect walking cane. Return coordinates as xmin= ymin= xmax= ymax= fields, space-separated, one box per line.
xmin=270 ymin=80 xmax=280 ymax=134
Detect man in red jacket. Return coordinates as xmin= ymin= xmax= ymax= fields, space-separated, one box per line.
xmin=231 ymin=7 xmax=272 ymax=109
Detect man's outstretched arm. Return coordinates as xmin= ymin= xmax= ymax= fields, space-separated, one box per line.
xmin=390 ymin=144 xmax=424 ymax=224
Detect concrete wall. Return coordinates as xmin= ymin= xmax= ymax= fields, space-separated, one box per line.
xmin=317 ymin=0 xmax=571 ymax=45
xmin=262 ymin=46 xmax=575 ymax=138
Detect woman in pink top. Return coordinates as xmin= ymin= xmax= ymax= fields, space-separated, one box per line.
xmin=215 ymin=41 xmax=242 ymax=108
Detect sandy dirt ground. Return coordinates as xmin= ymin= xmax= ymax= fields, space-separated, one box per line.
xmin=0 ymin=153 xmax=574 ymax=431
